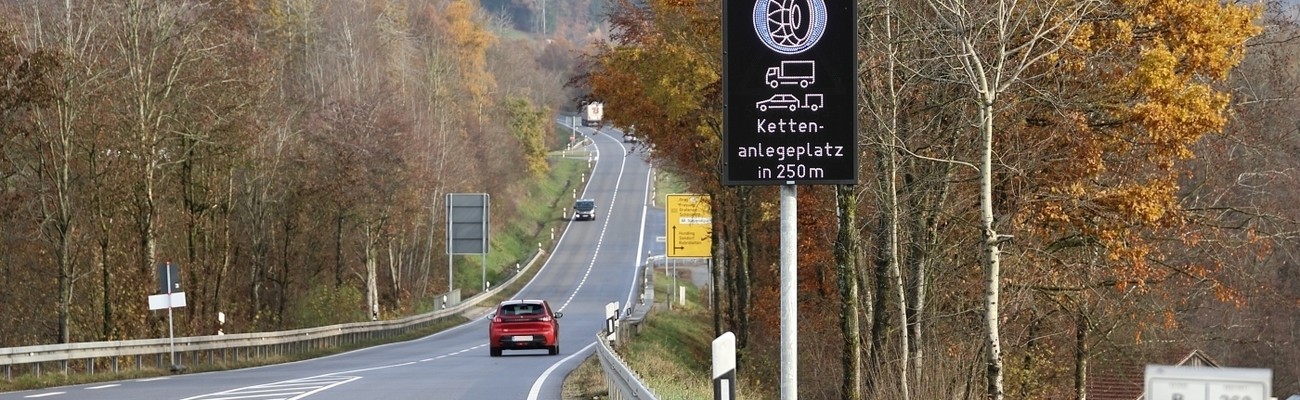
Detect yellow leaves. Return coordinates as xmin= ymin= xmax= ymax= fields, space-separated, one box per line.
xmin=1099 ymin=0 xmax=1259 ymax=157
xmin=1123 ymin=45 xmax=1229 ymax=168
xmin=1069 ymin=22 xmax=1095 ymax=53
xmin=1129 ymin=45 xmax=1179 ymax=92
xmin=582 ymin=0 xmax=721 ymax=186
xmin=1099 ymin=180 xmax=1178 ymax=225
xmin=1119 ymin=0 xmax=1261 ymax=80
xmin=641 ymin=43 xmax=716 ymax=120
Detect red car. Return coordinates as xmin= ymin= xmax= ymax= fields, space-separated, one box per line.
xmin=488 ymin=299 xmax=563 ymax=356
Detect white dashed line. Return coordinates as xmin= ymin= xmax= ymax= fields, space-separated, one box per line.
xmin=86 ymin=384 xmax=120 ymax=390
xmin=23 ymin=393 xmax=65 ymax=398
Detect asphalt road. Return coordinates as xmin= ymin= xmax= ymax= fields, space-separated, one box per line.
xmin=1 ymin=125 xmax=665 ymax=400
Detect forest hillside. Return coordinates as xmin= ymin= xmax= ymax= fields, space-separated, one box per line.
xmin=1 ymin=0 xmax=598 ymax=346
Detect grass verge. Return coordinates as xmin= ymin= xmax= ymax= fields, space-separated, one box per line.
xmin=562 ymin=267 xmax=762 ymax=400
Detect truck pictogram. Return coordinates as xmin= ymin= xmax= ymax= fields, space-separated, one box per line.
xmin=765 ymin=60 xmax=815 ymax=88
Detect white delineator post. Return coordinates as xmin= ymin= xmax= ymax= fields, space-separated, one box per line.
xmin=714 ymin=331 xmax=737 ymax=400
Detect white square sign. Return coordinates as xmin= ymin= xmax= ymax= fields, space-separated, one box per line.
xmin=1146 ymin=365 xmax=1269 ymax=400
xmin=148 ymin=292 xmax=187 ymax=310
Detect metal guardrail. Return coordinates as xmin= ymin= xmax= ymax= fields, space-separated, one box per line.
xmin=0 ymin=249 xmax=548 ymax=381
xmin=624 ymin=260 xmax=657 ymax=328
xmin=594 ymin=258 xmax=660 ymax=400
xmin=596 ymin=333 xmax=658 ymax=400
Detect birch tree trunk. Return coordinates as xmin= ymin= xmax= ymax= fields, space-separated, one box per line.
xmin=977 ymin=92 xmax=1005 ymax=400
xmin=921 ymin=0 xmax=1097 ymax=396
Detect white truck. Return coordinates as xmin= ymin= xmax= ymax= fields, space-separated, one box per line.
xmin=582 ymin=102 xmax=604 ymax=127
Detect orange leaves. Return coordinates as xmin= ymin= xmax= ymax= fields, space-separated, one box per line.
xmin=1123 ymin=46 xmax=1230 ymax=169
xmin=438 ymin=0 xmax=499 ymax=108
xmin=1015 ymin=0 xmax=1259 ymax=288
xmin=580 ymin=0 xmax=722 ymax=189
xmin=1096 ymin=180 xmax=1179 ymax=226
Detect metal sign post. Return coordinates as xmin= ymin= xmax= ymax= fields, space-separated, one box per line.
xmin=147 ymin=262 xmax=186 ymax=372
xmin=779 ymin=185 xmax=797 ymax=399
xmin=166 ymin=266 xmax=177 ymax=370
xmin=447 ymin=193 xmax=491 ymax=293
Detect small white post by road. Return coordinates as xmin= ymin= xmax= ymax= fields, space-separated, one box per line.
xmin=673 ymin=258 xmax=679 ymax=307
xmin=604 ymin=301 xmax=620 ymax=344
xmin=713 ymin=331 xmax=737 ymax=400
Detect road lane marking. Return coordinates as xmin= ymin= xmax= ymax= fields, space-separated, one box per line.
xmin=23 ymin=393 xmax=64 ymax=398
xmin=625 ymin=162 xmax=655 ymax=313
xmin=86 ymin=384 xmax=120 ymax=389
xmin=179 ymin=376 xmax=359 ymax=400
xmin=527 ymin=343 xmax=596 ymax=400
xmin=328 ymin=362 xmax=413 ymax=375
xmin=558 ymin=133 xmax=628 ymax=313
xmin=137 ymin=377 xmax=170 ymax=382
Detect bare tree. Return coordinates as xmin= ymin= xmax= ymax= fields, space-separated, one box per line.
xmin=19 ymin=0 xmax=109 ymax=343
xmin=921 ymin=0 xmax=1096 ymax=397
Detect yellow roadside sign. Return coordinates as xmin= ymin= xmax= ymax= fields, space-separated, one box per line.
xmin=666 ymin=194 xmax=712 ymax=258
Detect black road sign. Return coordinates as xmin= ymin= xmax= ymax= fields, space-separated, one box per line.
xmin=723 ymin=0 xmax=857 ymax=185
xmin=157 ymin=262 xmax=180 ymax=294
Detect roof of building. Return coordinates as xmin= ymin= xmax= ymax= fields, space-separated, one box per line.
xmin=1086 ymin=348 xmax=1220 ymax=400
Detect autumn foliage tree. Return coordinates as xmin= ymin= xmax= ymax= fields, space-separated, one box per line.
xmin=0 ymin=0 xmax=574 ymax=346
xmin=580 ymin=0 xmax=1272 ymax=397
